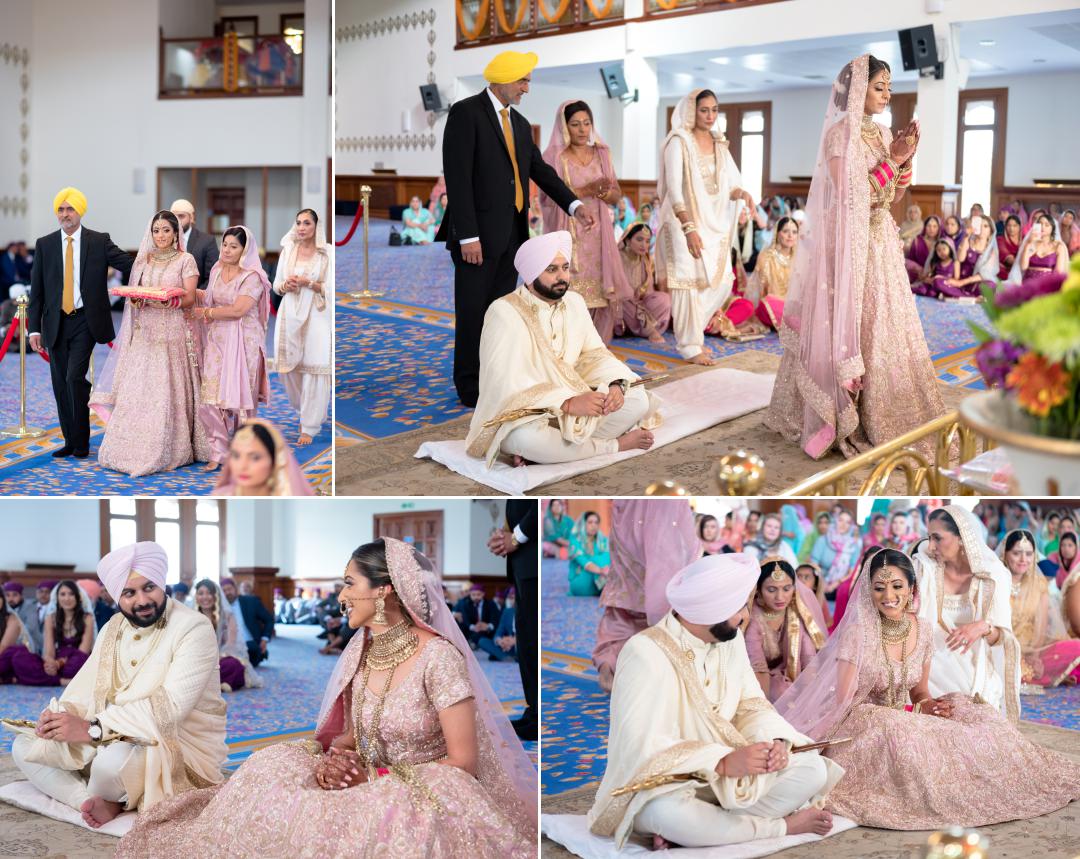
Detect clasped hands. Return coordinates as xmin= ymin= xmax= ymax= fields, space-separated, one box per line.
xmin=315 ymin=747 xmax=370 ymax=791
xmin=35 ymin=709 xmax=91 ymax=744
xmin=487 ymin=528 xmax=516 ymax=557
xmin=917 ymin=697 xmax=955 ymax=719
xmin=562 ymin=385 xmax=624 ymax=418
xmin=889 ymin=119 xmax=920 ymax=165
xmin=281 ymin=274 xmax=318 ymax=294
xmin=717 ymin=740 xmax=788 ymax=778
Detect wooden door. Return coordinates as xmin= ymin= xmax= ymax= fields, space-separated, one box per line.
xmin=207 ymin=187 xmax=245 ymax=233
xmin=374 ymin=511 xmax=444 ymax=573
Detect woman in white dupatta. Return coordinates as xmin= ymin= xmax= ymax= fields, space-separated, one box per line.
xmin=656 ymin=89 xmax=753 ymax=365
xmin=273 ymin=208 xmax=332 ymax=445
xmin=914 ymin=505 xmax=1021 ymax=722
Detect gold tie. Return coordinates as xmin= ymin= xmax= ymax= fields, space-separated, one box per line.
xmin=62 ymin=236 xmax=75 ymax=315
xmin=500 ymin=107 xmax=524 ymax=212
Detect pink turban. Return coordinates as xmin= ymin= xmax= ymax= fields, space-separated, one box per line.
xmin=97 ymin=542 xmax=168 ymax=602
xmin=665 ymin=552 xmax=759 ymax=625
xmin=514 ymin=230 xmax=571 ymax=285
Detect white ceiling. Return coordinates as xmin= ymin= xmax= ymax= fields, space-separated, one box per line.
xmin=518 ymin=9 xmax=1080 ymax=99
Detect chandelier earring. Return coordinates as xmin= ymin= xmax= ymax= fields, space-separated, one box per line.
xmin=373 ymin=589 xmax=388 ymax=626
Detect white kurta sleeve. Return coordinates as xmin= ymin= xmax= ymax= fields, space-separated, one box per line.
xmin=663 ymin=139 xmax=687 ymax=212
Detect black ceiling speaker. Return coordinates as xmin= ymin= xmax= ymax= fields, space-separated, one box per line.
xmin=419 ymin=84 xmax=443 ymax=112
xmin=898 ymin=25 xmax=943 ymax=78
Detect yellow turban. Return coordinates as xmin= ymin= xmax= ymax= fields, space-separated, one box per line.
xmin=483 ymin=51 xmax=538 ymax=85
xmin=53 ymin=187 xmax=87 ymax=217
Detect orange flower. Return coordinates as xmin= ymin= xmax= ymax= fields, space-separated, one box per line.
xmin=1005 ymin=353 xmax=1072 ymax=417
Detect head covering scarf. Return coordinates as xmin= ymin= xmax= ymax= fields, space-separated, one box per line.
xmin=923 ymin=235 xmax=958 ymax=279
xmin=45 ymin=580 xmax=95 ymax=626
xmin=898 ymin=204 xmax=924 ymax=243
xmin=514 ymin=230 xmax=571 ymax=284
xmin=539 ymin=100 xmax=633 ymax=325
xmin=97 ymin=542 xmax=168 ymax=603
xmin=770 ymin=56 xmax=872 ymax=458
xmin=775 ymin=547 xmax=915 ymax=739
xmin=820 ymin=514 xmax=864 ymax=586
xmin=53 ymin=187 xmax=87 ymax=216
xmin=752 ymin=559 xmax=829 ymax=682
xmin=273 ymin=216 xmax=332 ymax=371
xmin=696 ymin=514 xmax=727 ymax=556
xmin=745 ymin=512 xmax=786 ymax=558
xmin=315 ymin=538 xmax=536 ymax=833
xmin=213 ymin=418 xmax=316 ymax=496
xmin=915 ymin=505 xmax=1021 ymax=722
xmin=91 ymin=212 xmax=189 ymax=421
xmin=483 ymin=50 xmax=537 ymax=84
xmin=570 ymin=511 xmax=609 ymax=557
xmin=665 ymin=552 xmax=759 ymax=625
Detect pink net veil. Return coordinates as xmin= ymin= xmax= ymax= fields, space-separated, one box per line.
xmin=91 ymin=213 xmax=189 ymax=420
xmin=774 ymin=55 xmax=871 ymax=458
xmin=203 ymin=224 xmax=271 ymax=326
xmin=774 ymin=546 xmax=918 ymax=740
xmin=314 ymin=537 xmax=537 ymax=832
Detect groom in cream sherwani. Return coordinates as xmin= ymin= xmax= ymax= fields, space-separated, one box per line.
xmin=588 ymin=553 xmax=843 ymax=850
xmin=10 ymin=542 xmax=226 ymax=828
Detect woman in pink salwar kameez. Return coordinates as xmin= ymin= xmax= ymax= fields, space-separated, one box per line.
xmin=618 ymin=223 xmax=671 ymax=344
xmin=540 ymin=100 xmax=633 ymax=343
xmin=116 ymin=538 xmax=535 ymax=858
xmin=192 ymin=225 xmax=270 ymax=469
xmin=592 ymin=499 xmax=701 ymax=692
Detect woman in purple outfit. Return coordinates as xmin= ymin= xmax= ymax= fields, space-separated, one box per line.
xmin=11 ymin=581 xmax=94 ymax=686
xmin=192 ymin=578 xmax=262 ymax=692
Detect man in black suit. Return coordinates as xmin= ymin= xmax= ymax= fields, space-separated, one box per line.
xmin=436 ymin=50 xmax=595 ymax=407
xmin=170 ymin=199 xmax=219 ymax=290
xmin=454 ymin=584 xmax=502 ymax=648
xmin=489 ymin=499 xmax=538 ymax=741
xmin=28 ymin=188 xmax=133 ymax=458
xmin=220 ymin=577 xmax=274 ymax=667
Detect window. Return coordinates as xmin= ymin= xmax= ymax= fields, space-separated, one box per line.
xmin=957 ymin=89 xmax=1007 ymax=217
xmin=714 ymin=102 xmax=771 ymax=205
xmin=100 ymin=500 xmax=227 ymax=584
xmin=281 ymin=14 xmax=304 ymax=54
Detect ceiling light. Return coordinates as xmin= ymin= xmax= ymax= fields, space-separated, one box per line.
xmin=710 ymin=56 xmax=731 ymax=66
xmin=979 ymin=39 xmax=996 ymax=47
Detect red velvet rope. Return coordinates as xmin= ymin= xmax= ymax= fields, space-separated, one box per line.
xmin=0 ymin=315 xmax=20 ymax=362
xmin=335 ymin=204 xmax=364 ymax=247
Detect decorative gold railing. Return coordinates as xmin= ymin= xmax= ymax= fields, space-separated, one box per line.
xmin=778 ymin=410 xmax=994 ymax=497
xmin=456 ymin=0 xmax=625 ymax=45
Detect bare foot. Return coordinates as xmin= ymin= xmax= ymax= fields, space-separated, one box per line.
xmin=297 ymin=433 xmax=313 ymax=446
xmin=687 ymin=352 xmax=716 ymax=366
xmin=80 ymin=796 xmax=124 ymax=829
xmin=598 ymin=664 xmax=615 ymax=693
xmin=220 ymin=682 xmax=233 ymax=693
xmin=203 ymin=461 xmax=221 ymax=472
xmin=648 ymin=333 xmax=665 ymax=344
xmin=59 ymin=677 xmax=70 ymax=686
xmin=784 ymin=807 xmax=833 ymax=836
xmin=651 ymin=834 xmax=672 ymax=850
xmin=616 ymin=428 xmax=655 ymax=452
xmin=512 ymin=454 xmax=535 ymax=467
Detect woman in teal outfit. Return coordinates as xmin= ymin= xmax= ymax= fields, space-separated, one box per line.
xmin=401 ymin=196 xmax=435 ymax=244
xmin=543 ymin=499 xmax=575 ymax=559
xmin=568 ymin=510 xmax=611 ymax=596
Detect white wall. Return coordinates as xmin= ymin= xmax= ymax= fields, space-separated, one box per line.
xmin=158 ymin=0 xmax=215 ymax=39
xmin=0 ymin=1 xmax=33 ymax=244
xmin=26 ymin=0 xmax=330 ymax=249
xmin=218 ymin=3 xmax=305 ymax=35
xmin=0 ymin=500 xmax=102 ymax=570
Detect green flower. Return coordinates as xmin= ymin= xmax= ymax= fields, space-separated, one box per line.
xmin=996 ymin=290 xmax=1080 ymax=363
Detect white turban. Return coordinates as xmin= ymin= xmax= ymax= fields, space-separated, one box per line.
xmin=514 ymin=230 xmax=571 ymax=285
xmin=665 ymin=552 xmax=759 ymax=625
xmin=97 ymin=542 xmax=168 ymax=602
xmin=169 ymin=198 xmax=195 ymax=216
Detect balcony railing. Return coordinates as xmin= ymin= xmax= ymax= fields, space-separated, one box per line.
xmin=159 ymin=32 xmax=303 ymax=98
xmin=455 ymin=0 xmax=625 ymax=46
xmin=643 ymin=0 xmax=787 ymax=16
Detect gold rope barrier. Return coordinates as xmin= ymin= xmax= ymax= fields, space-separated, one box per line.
xmin=776 ymin=410 xmax=995 ymax=497
xmin=0 ymin=295 xmax=45 ymax=440
xmin=348 ymin=186 xmax=383 ymax=299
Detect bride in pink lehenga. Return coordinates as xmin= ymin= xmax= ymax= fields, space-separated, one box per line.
xmin=765 ymin=55 xmax=945 ymax=459
xmin=774 ymin=547 xmax=1080 ymax=829
xmin=115 ymin=538 xmax=535 ymax=858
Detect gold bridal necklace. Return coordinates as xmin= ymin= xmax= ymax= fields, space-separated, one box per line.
xmin=880 ymin=611 xmax=912 ymax=709
xmin=352 ymin=621 xmax=419 ymax=777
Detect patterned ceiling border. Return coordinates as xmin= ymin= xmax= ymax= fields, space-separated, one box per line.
xmin=1 ymin=42 xmax=30 ymax=219
xmin=336 ymin=9 xmax=436 ymax=42
xmin=335 ymin=9 xmax=441 ymax=155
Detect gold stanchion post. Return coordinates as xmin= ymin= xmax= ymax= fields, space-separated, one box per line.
xmin=1 ymin=295 xmax=45 ymax=439
xmin=349 ymin=185 xmax=384 ymax=299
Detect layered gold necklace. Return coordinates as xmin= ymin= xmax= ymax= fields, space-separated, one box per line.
xmin=352 ymin=621 xmax=419 ymax=778
xmin=880 ymin=614 xmax=912 ymax=709
xmin=860 ymin=114 xmax=882 ymax=148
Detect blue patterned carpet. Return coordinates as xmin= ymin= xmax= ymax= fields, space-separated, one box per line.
xmin=539 ymin=558 xmax=1080 ymax=798
xmin=0 ymin=318 xmax=332 ymax=495
xmin=1 ymin=623 xmax=535 ymax=768
xmin=334 ymin=216 xmax=986 ymax=440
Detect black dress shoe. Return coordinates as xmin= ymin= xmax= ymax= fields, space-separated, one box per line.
xmin=459 ymin=394 xmax=478 ymax=409
xmin=72 ymin=449 xmax=90 ymax=459
xmin=511 ymin=718 xmax=537 ymax=742
xmin=51 ymin=446 xmax=74 ymax=458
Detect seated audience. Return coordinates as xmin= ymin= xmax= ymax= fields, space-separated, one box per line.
xmin=401 ymin=196 xmax=435 ymax=245
xmin=568 ymin=510 xmax=611 ymax=596
xmin=478 ymin=587 xmax=517 ymax=662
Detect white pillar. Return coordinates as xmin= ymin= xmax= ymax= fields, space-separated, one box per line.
xmin=619 ymin=48 xmax=659 ymax=181
xmin=913 ymin=22 xmax=968 ymax=185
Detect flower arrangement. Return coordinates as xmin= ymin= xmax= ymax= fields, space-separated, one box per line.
xmin=970 ymin=251 xmax=1080 ymax=440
